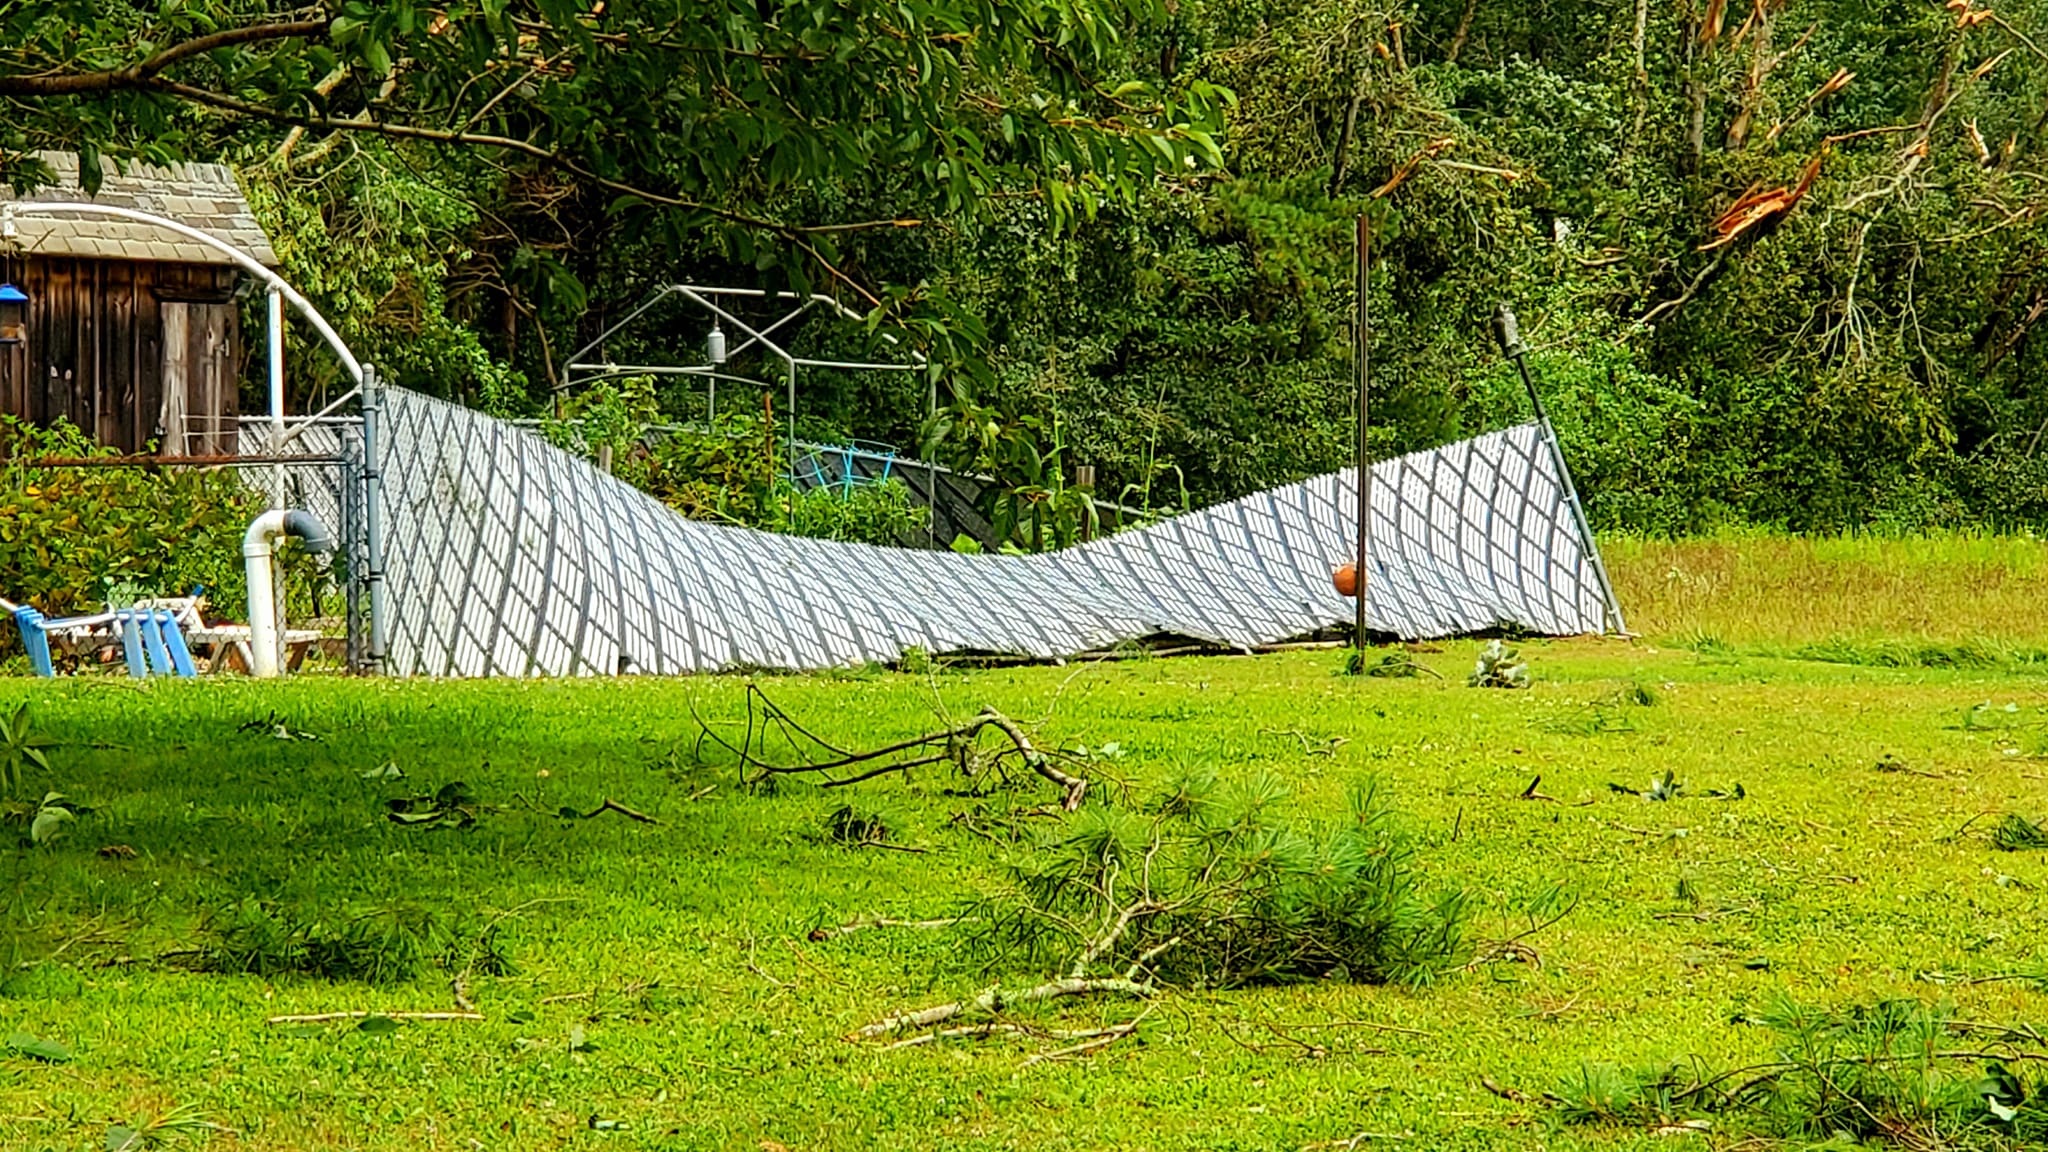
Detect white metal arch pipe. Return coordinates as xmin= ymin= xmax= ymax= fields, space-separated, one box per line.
xmin=243 ymin=509 xmax=335 ymax=678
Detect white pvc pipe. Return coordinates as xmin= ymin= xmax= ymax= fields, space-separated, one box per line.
xmin=244 ymin=510 xmax=289 ymax=679
xmin=243 ymin=509 xmax=336 ymax=678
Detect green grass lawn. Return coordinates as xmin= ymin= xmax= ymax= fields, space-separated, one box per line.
xmin=3 ymin=539 xmax=2048 ymax=1150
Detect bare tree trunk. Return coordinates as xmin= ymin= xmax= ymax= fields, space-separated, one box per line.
xmin=1629 ymin=0 xmax=1651 ymax=147
xmin=1329 ymin=83 xmax=1365 ymax=197
xmin=1447 ymin=0 xmax=1478 ymax=63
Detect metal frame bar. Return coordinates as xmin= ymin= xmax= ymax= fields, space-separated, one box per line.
xmin=560 ymin=283 xmax=932 ymax=522
xmin=6 ymin=202 xmax=362 ymax=384
xmin=1496 ymin=305 xmax=1628 ymax=637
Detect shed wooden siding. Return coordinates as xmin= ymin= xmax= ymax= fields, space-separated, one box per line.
xmin=0 ymin=257 xmax=240 ymax=454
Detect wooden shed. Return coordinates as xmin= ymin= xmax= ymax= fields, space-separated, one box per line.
xmin=0 ymin=152 xmax=278 ymax=455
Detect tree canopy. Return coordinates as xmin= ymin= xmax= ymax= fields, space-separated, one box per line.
xmin=6 ymin=1 xmax=2048 ymax=533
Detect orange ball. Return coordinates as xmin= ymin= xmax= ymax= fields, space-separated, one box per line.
xmin=1332 ymin=563 xmax=1359 ymax=598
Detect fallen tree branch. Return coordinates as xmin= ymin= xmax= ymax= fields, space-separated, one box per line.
xmin=699 ymin=686 xmax=1089 ymax=810
xmin=976 ymin=708 xmax=1089 ymax=810
xmin=808 ymin=916 xmax=964 ymax=941
xmin=579 ymin=798 xmax=660 ymax=824
xmin=1638 ymin=252 xmax=1728 ymax=327
xmin=1019 ymin=1015 xmax=1145 ymax=1066
xmin=265 ymin=1010 xmax=484 ymax=1025
xmin=850 ymin=977 xmax=1156 ymax=1040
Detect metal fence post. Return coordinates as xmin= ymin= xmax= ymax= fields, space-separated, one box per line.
xmin=340 ymin=418 xmax=363 ymax=673
xmin=361 ymin=365 xmax=389 ymax=670
xmin=1353 ymin=214 xmax=1371 ymax=655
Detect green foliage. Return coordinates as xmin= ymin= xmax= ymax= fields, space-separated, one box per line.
xmin=3 ymin=1031 xmax=72 ymax=1063
xmin=0 ymin=417 xmax=256 ymax=626
xmin=240 ymin=154 xmax=530 ymax=409
xmin=0 ymin=703 xmax=52 ymax=797
xmin=11 ymin=0 xmax=2048 ymax=533
xmin=1467 ymin=640 xmax=1530 ymax=689
xmin=546 ymin=393 xmax=929 ymax=546
xmin=926 ymin=393 xmax=1099 ymax=550
xmin=975 ymin=772 xmax=1470 ymax=988
xmin=26 ymin=792 xmax=76 ymax=847
xmin=1 ymin=0 xmax=1230 ymax=413
xmin=385 ymin=781 xmax=483 ymax=831
xmin=198 ymin=898 xmax=511 ymax=985
xmin=1558 ymin=998 xmax=2048 ymax=1148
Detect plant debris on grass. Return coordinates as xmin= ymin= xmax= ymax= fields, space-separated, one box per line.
xmin=1467 ymin=640 xmax=1531 ymax=689
xmin=1545 ymin=997 xmax=2048 ymax=1147
xmin=1991 ymin=813 xmax=2048 ymax=851
xmin=5 ymin=617 xmax=2048 ymax=1150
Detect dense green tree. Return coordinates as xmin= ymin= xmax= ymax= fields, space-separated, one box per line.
xmin=7 ymin=0 xmax=2048 ymax=534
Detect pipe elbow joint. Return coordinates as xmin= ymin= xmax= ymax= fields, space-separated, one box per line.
xmin=283 ymin=509 xmax=336 ymax=555
xmin=244 ymin=509 xmax=336 ymax=558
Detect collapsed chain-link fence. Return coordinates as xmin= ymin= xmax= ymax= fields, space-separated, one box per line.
xmin=368 ymin=384 xmax=1620 ymax=677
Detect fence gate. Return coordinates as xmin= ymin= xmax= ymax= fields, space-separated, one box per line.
xmin=238 ymin=416 xmax=371 ymax=671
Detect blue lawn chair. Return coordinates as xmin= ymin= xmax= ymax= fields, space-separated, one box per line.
xmin=3 ymin=598 xmax=196 ymax=678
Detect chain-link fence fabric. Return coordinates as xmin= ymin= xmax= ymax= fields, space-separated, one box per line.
xmin=374 ymin=387 xmax=1617 ymax=677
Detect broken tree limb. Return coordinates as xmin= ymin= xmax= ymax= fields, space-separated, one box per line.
xmin=850 ymin=977 xmax=1156 ymax=1040
xmin=974 ymin=708 xmax=1088 ymax=810
xmin=583 ymin=798 xmax=660 ymax=823
xmin=265 ymin=1010 xmax=484 ymax=1025
xmin=1018 ymin=1016 xmax=1145 ymax=1067
xmin=882 ymin=1020 xmax=1132 ymax=1052
xmin=696 ymin=685 xmax=1088 ymax=809
xmin=808 ymin=916 xmax=964 ymax=941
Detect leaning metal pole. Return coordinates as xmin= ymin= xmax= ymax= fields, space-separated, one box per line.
xmin=1352 ymin=215 xmax=1372 ymax=655
xmin=1493 ymin=305 xmax=1629 ymax=636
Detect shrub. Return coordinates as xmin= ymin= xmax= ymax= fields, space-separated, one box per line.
xmin=972 ymin=771 xmax=1470 ymax=989
xmin=0 ymin=416 xmax=254 ymax=624
xmin=545 ymin=392 xmax=929 ymax=546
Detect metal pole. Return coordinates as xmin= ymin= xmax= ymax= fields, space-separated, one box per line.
xmin=267 ymin=287 xmax=286 ymax=509
xmin=361 ymin=365 xmax=388 ymax=670
xmin=1353 ymin=215 xmax=1371 ymax=655
xmin=786 ymin=359 xmax=798 ymax=471
xmin=1494 ymin=304 xmax=1629 ymax=636
xmin=928 ymin=373 xmax=939 ymax=548
xmin=342 ymin=421 xmax=361 ymax=674
xmin=12 ymin=202 xmax=363 ymax=383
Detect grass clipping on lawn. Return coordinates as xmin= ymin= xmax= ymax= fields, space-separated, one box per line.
xmin=855 ymin=769 xmax=1471 ymax=1047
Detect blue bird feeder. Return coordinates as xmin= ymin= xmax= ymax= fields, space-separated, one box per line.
xmin=0 ymin=283 xmax=26 ymax=344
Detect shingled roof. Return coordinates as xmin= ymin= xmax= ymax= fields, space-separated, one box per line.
xmin=1 ymin=151 xmax=278 ymax=267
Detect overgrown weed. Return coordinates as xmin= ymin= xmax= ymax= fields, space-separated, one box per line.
xmin=197 ymin=898 xmax=512 ymax=984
